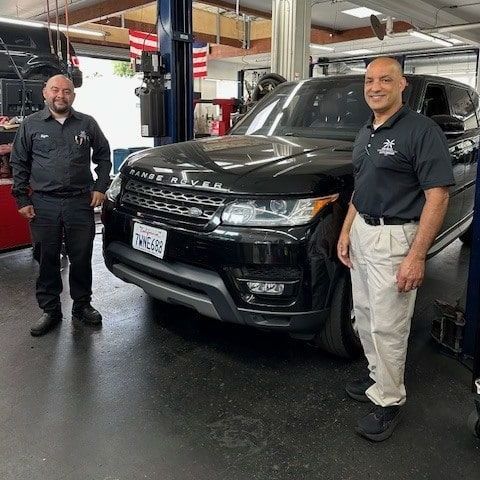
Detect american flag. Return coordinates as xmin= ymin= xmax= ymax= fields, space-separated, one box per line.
xmin=129 ymin=30 xmax=158 ymax=59
xmin=193 ymin=42 xmax=208 ymax=78
xmin=129 ymin=31 xmax=208 ymax=78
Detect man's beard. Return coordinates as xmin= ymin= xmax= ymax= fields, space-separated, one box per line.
xmin=47 ymin=100 xmax=70 ymax=114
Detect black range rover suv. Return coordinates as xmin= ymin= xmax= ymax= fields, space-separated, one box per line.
xmin=0 ymin=23 xmax=82 ymax=87
xmin=102 ymin=74 xmax=477 ymax=358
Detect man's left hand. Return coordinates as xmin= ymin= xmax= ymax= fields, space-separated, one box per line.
xmin=90 ymin=191 xmax=105 ymax=208
xmin=396 ymin=255 xmax=425 ymax=293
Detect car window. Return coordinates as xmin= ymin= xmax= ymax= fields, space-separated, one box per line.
xmin=231 ymin=78 xmax=373 ymax=141
xmin=448 ymin=85 xmax=479 ymax=130
xmin=469 ymin=90 xmax=480 ymax=127
xmin=0 ymin=31 xmax=35 ymax=49
xmin=421 ymin=84 xmax=450 ymax=117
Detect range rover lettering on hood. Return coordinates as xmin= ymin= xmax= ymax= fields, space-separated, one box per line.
xmin=128 ymin=168 xmax=229 ymax=192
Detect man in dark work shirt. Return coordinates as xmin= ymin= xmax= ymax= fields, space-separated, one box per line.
xmin=337 ymin=58 xmax=454 ymax=441
xmin=11 ymin=74 xmax=111 ymax=336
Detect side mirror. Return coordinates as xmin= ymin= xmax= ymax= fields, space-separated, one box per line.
xmin=431 ymin=114 xmax=464 ymax=137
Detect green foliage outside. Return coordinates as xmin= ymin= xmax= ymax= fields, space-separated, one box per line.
xmin=113 ymin=61 xmax=135 ymax=78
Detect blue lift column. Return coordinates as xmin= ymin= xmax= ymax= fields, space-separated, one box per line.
xmin=464 ymin=153 xmax=480 ymax=389
xmin=157 ymin=0 xmax=194 ymax=145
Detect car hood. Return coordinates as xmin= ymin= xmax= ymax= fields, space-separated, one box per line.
xmin=121 ymin=135 xmax=354 ymax=195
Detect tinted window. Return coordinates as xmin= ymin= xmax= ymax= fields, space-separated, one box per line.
xmin=469 ymin=90 xmax=480 ymax=128
xmin=448 ymin=85 xmax=478 ymax=129
xmin=0 ymin=31 xmax=35 ymax=49
xmin=422 ymin=84 xmax=450 ymax=117
xmin=230 ymin=78 xmax=372 ymax=140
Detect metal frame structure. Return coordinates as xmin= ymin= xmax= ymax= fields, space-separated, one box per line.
xmin=464 ymin=151 xmax=480 ymax=388
xmin=157 ymin=0 xmax=194 ymax=145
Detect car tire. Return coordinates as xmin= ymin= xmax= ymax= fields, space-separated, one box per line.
xmin=251 ymin=73 xmax=287 ymax=102
xmin=314 ymin=272 xmax=362 ymax=359
xmin=459 ymin=222 xmax=473 ymax=246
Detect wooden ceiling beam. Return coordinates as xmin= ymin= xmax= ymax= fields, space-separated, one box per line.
xmin=196 ymin=0 xmax=337 ymax=34
xmin=58 ymin=0 xmax=152 ymax=25
xmin=94 ymin=18 xmax=243 ymax=48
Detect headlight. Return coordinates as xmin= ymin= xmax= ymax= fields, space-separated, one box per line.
xmin=106 ymin=174 xmax=122 ymax=202
xmin=221 ymin=194 xmax=339 ymax=226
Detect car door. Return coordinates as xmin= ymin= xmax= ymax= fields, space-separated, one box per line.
xmin=446 ymin=84 xmax=479 ymax=227
xmin=421 ymin=82 xmax=465 ymax=233
xmin=461 ymin=88 xmax=479 ymax=221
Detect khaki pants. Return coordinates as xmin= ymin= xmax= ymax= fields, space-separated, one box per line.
xmin=349 ymin=214 xmax=418 ymax=407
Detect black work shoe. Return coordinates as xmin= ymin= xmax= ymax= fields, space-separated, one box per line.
xmin=30 ymin=311 xmax=62 ymax=336
xmin=345 ymin=376 xmax=375 ymax=402
xmin=355 ymin=405 xmax=403 ymax=442
xmin=72 ymin=304 xmax=102 ymax=325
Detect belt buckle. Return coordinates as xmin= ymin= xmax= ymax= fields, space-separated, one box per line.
xmin=363 ymin=214 xmax=383 ymax=226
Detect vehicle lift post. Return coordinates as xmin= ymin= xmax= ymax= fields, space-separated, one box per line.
xmin=464 ymin=151 xmax=480 ymax=437
xmin=157 ymin=0 xmax=194 ymax=145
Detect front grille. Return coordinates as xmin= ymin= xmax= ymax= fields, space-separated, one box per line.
xmin=120 ymin=179 xmax=226 ymax=227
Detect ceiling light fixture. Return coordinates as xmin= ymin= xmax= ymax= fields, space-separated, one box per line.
xmin=344 ymin=49 xmax=373 ymax=55
xmin=0 ymin=16 xmax=106 ymax=37
xmin=408 ymin=30 xmax=453 ymax=47
xmin=446 ymin=37 xmax=464 ymax=45
xmin=342 ymin=7 xmax=381 ymax=18
xmin=309 ymin=43 xmax=334 ymax=51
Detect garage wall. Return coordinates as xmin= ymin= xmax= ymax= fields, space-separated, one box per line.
xmin=74 ymin=56 xmax=154 ymax=167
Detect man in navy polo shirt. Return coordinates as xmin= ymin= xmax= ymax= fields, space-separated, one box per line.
xmin=337 ymin=57 xmax=454 ymax=441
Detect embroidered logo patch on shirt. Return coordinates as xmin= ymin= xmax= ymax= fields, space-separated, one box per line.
xmin=74 ymin=130 xmax=89 ymax=146
xmin=377 ymin=139 xmax=397 ymax=156
xmin=40 ymin=134 xmax=49 ymax=139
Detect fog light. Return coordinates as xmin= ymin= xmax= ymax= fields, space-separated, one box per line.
xmin=246 ymin=281 xmax=285 ymax=296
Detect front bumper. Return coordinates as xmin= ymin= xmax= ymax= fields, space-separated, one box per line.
xmin=105 ymin=241 xmax=329 ymax=333
xmin=102 ymin=200 xmax=343 ymax=333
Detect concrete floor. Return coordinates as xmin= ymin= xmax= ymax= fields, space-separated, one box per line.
xmin=0 ymin=232 xmax=479 ymax=480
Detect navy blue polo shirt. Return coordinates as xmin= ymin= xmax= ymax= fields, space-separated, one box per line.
xmin=352 ymin=104 xmax=455 ymax=219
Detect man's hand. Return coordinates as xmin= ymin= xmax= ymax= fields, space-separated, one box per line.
xmin=18 ymin=205 xmax=35 ymax=221
xmin=337 ymin=231 xmax=353 ymax=268
xmin=90 ymin=191 xmax=105 ymax=208
xmin=396 ymin=254 xmax=425 ymax=293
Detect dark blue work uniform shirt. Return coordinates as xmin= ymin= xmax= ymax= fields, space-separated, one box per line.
xmin=10 ymin=106 xmax=111 ymax=208
xmin=352 ymin=105 xmax=455 ymax=220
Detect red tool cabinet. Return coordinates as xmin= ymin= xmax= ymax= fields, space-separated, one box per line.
xmin=0 ymin=129 xmax=31 ymax=252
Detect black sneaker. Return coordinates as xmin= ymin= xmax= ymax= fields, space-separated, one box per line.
xmin=30 ymin=311 xmax=62 ymax=336
xmin=345 ymin=376 xmax=375 ymax=402
xmin=72 ymin=303 xmax=102 ymax=325
xmin=355 ymin=405 xmax=403 ymax=442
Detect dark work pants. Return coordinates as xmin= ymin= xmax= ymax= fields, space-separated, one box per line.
xmin=30 ymin=192 xmax=95 ymax=312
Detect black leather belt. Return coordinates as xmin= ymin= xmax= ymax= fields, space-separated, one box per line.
xmin=360 ymin=213 xmax=418 ymax=226
xmin=37 ymin=189 xmax=89 ymax=198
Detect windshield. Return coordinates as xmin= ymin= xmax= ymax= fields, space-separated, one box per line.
xmin=231 ymin=78 xmax=373 ymax=141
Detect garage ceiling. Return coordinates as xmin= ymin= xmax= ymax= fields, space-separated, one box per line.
xmin=3 ymin=0 xmax=480 ymax=60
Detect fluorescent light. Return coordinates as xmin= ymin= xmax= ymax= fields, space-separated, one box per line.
xmin=447 ymin=37 xmax=464 ymax=45
xmin=58 ymin=26 xmax=106 ymax=37
xmin=0 ymin=16 xmax=44 ymax=28
xmin=0 ymin=15 xmax=106 ymax=37
xmin=350 ymin=67 xmax=366 ymax=72
xmin=344 ymin=49 xmax=373 ymax=55
xmin=309 ymin=43 xmax=334 ymax=52
xmin=408 ymin=30 xmax=453 ymax=47
xmin=342 ymin=7 xmax=381 ymax=18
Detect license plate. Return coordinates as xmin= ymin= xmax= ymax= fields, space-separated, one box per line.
xmin=132 ymin=222 xmax=167 ymax=259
